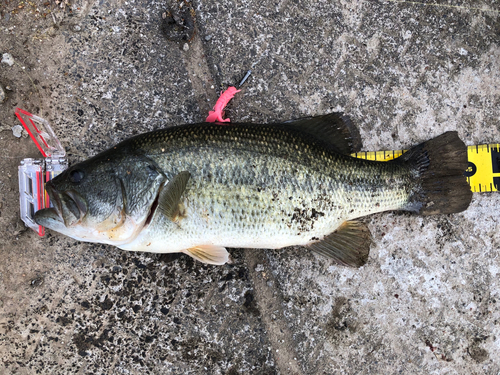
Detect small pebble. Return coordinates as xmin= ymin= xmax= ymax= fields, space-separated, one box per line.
xmin=0 ymin=84 xmax=5 ymax=102
xmin=12 ymin=125 xmax=23 ymax=138
xmin=183 ymin=43 xmax=189 ymax=51
xmin=1 ymin=53 xmax=14 ymax=66
xmin=31 ymin=276 xmax=44 ymax=287
xmin=205 ymin=35 xmax=212 ymax=41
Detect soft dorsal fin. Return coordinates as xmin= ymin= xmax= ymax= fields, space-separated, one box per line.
xmin=308 ymin=220 xmax=372 ymax=267
xmin=283 ymin=113 xmax=362 ymax=154
xmin=157 ymin=171 xmax=191 ymax=221
xmin=182 ymin=245 xmax=230 ymax=265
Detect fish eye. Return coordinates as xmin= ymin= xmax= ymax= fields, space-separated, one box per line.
xmin=69 ymin=169 xmax=85 ymax=184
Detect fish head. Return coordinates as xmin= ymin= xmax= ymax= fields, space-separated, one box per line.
xmin=35 ymin=151 xmax=166 ymax=245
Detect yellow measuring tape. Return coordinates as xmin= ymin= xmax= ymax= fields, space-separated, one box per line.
xmin=352 ymin=144 xmax=500 ymax=193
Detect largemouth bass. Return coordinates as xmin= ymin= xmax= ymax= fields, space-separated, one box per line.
xmin=34 ymin=114 xmax=472 ymax=267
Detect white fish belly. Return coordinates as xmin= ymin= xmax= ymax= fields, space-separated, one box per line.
xmin=121 ymin=178 xmax=407 ymax=254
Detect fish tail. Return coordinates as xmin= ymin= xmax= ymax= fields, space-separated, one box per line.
xmin=396 ymin=131 xmax=472 ymax=215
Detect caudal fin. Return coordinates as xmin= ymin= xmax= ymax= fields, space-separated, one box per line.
xmin=397 ymin=131 xmax=472 ymax=215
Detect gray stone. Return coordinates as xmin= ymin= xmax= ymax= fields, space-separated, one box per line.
xmin=11 ymin=125 xmax=22 ymax=138
xmin=1 ymin=53 xmax=14 ymax=66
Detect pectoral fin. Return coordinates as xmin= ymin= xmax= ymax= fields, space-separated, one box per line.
xmin=308 ymin=220 xmax=372 ymax=267
xmin=158 ymin=171 xmax=190 ymax=221
xmin=182 ymin=245 xmax=230 ymax=265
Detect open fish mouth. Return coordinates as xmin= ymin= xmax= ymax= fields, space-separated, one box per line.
xmin=37 ymin=182 xmax=88 ymax=227
xmin=45 ymin=181 xmax=63 ymax=219
xmin=63 ymin=190 xmax=88 ymax=221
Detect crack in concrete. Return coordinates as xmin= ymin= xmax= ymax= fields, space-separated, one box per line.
xmin=181 ymin=33 xmax=219 ymax=121
xmin=245 ymin=250 xmax=304 ymax=375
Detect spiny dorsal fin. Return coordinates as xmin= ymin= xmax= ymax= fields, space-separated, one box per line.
xmin=182 ymin=245 xmax=230 ymax=265
xmin=283 ymin=113 xmax=362 ymax=154
xmin=308 ymin=220 xmax=372 ymax=267
xmin=157 ymin=171 xmax=191 ymax=221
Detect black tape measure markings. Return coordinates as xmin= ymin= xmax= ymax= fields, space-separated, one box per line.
xmin=352 ymin=144 xmax=500 ymax=193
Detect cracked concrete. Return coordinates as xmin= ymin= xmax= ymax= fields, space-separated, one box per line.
xmin=0 ymin=0 xmax=499 ymax=374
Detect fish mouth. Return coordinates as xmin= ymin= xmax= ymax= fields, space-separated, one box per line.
xmin=64 ymin=190 xmax=88 ymax=220
xmin=45 ymin=182 xmax=63 ymax=218
xmin=41 ymin=182 xmax=88 ymax=227
xmin=34 ymin=206 xmax=64 ymax=228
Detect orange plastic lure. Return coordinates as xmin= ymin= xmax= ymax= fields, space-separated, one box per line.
xmin=205 ymin=86 xmax=241 ymax=123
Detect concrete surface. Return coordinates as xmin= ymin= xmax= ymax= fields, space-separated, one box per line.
xmin=0 ymin=0 xmax=499 ymax=373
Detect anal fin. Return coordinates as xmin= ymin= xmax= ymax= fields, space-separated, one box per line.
xmin=309 ymin=221 xmax=372 ymax=267
xmin=182 ymin=245 xmax=230 ymax=265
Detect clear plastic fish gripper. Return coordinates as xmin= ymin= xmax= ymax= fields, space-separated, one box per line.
xmin=16 ymin=108 xmax=68 ymax=236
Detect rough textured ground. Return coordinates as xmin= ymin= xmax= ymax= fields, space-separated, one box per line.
xmin=0 ymin=0 xmax=499 ymax=374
